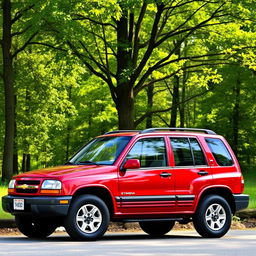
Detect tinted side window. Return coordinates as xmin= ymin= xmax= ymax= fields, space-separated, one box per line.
xmin=170 ymin=137 xmax=207 ymax=166
xmin=205 ymin=138 xmax=234 ymax=166
xmin=126 ymin=138 xmax=167 ymax=168
xmin=190 ymin=138 xmax=207 ymax=165
xmin=170 ymin=138 xmax=193 ymax=166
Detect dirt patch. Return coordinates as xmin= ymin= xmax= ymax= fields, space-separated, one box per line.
xmin=0 ymin=228 xmax=20 ymax=236
xmin=107 ymin=220 xmax=249 ymax=232
xmin=241 ymin=218 xmax=256 ymax=229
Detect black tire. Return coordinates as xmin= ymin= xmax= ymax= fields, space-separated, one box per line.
xmin=193 ymin=195 xmax=232 ymax=238
xmin=139 ymin=221 xmax=175 ymax=237
xmin=64 ymin=194 xmax=110 ymax=241
xmin=15 ymin=216 xmax=57 ymax=238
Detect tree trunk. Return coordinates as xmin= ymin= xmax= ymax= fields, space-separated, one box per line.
xmin=65 ymin=86 xmax=72 ymax=161
xmin=232 ymin=76 xmax=241 ymax=156
xmin=2 ymin=0 xmax=15 ymax=181
xmin=66 ymin=126 xmax=70 ymax=161
xmin=170 ymin=75 xmax=179 ymax=127
xmin=179 ymin=75 xmax=186 ymax=128
xmin=116 ymin=85 xmax=135 ymax=129
xmin=21 ymin=153 xmax=30 ymax=172
xmin=170 ymin=41 xmax=181 ymax=128
xmin=13 ymin=103 xmax=18 ymax=174
xmin=146 ymin=84 xmax=154 ymax=128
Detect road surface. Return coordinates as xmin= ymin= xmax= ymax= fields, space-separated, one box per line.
xmin=0 ymin=230 xmax=256 ymax=256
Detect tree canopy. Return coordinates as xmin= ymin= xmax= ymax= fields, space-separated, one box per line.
xmin=1 ymin=0 xmax=256 ymax=180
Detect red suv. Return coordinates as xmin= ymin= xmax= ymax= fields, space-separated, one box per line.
xmin=2 ymin=128 xmax=249 ymax=240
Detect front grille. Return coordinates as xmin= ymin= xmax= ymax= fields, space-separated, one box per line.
xmin=16 ymin=180 xmax=40 ymax=185
xmin=15 ymin=180 xmax=40 ymax=194
xmin=16 ymin=189 xmax=38 ymax=193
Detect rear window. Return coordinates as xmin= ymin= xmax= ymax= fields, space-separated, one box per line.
xmin=205 ymin=138 xmax=234 ymax=166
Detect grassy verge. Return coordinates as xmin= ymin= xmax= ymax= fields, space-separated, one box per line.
xmin=0 ymin=186 xmax=13 ymax=219
xmin=243 ymin=167 xmax=255 ymax=209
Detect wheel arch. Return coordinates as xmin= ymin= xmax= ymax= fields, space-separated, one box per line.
xmin=72 ymin=186 xmax=115 ymax=218
xmin=196 ymin=187 xmax=236 ymax=214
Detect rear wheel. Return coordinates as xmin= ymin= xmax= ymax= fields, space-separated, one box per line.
xmin=193 ymin=195 xmax=232 ymax=238
xmin=64 ymin=195 xmax=110 ymax=241
xmin=15 ymin=216 xmax=57 ymax=238
xmin=139 ymin=221 xmax=175 ymax=237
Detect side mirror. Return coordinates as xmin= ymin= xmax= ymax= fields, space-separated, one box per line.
xmin=123 ymin=159 xmax=140 ymax=170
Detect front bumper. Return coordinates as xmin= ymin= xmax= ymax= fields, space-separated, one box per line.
xmin=2 ymin=195 xmax=72 ymax=217
xmin=233 ymin=194 xmax=249 ymax=212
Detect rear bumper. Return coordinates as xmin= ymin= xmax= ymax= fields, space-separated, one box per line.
xmin=2 ymin=195 xmax=72 ymax=217
xmin=233 ymin=194 xmax=249 ymax=212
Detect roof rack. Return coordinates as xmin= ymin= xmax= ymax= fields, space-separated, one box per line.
xmin=105 ymin=130 xmax=140 ymax=135
xmin=140 ymin=128 xmax=216 ymax=135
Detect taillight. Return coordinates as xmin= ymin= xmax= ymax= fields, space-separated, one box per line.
xmin=241 ymin=175 xmax=245 ymax=192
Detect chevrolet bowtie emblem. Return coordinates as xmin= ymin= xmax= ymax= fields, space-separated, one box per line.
xmin=16 ymin=184 xmax=38 ymax=189
xmin=18 ymin=184 xmax=29 ymax=189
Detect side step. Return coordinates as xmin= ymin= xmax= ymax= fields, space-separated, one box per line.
xmin=116 ymin=218 xmax=184 ymax=223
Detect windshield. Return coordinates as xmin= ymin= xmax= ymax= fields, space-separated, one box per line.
xmin=69 ymin=136 xmax=132 ymax=165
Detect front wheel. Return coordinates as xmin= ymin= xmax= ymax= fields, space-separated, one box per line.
xmin=64 ymin=195 xmax=110 ymax=241
xmin=139 ymin=221 xmax=175 ymax=237
xmin=15 ymin=216 xmax=57 ymax=238
xmin=193 ymin=195 xmax=232 ymax=238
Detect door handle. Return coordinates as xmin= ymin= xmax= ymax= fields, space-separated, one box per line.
xmin=198 ymin=170 xmax=209 ymax=176
xmin=160 ymin=172 xmax=172 ymax=178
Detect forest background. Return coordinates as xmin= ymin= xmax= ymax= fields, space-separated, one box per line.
xmin=1 ymin=0 xmax=256 ymax=186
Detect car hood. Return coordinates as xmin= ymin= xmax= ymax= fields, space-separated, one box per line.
xmin=14 ymin=164 xmax=117 ymax=179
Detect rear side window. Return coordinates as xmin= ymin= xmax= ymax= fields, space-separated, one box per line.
xmin=205 ymin=138 xmax=234 ymax=166
xmin=170 ymin=138 xmax=206 ymax=166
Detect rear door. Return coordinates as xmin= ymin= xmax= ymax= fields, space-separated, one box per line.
xmin=169 ymin=136 xmax=213 ymax=212
xmin=118 ymin=137 xmax=175 ymax=215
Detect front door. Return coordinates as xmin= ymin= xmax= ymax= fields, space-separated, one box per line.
xmin=118 ymin=137 xmax=175 ymax=216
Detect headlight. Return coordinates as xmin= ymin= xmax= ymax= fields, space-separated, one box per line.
xmin=41 ymin=180 xmax=62 ymax=190
xmin=8 ymin=179 xmax=16 ymax=189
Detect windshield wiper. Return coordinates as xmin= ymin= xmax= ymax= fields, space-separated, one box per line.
xmin=78 ymin=160 xmax=100 ymax=166
xmin=64 ymin=161 xmax=74 ymax=165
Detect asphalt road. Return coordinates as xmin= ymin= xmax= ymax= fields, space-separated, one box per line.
xmin=0 ymin=230 xmax=256 ymax=256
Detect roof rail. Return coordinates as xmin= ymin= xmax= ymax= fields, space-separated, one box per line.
xmin=140 ymin=128 xmax=216 ymax=135
xmin=105 ymin=130 xmax=140 ymax=135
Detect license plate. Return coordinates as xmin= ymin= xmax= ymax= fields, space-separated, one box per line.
xmin=13 ymin=199 xmax=25 ymax=210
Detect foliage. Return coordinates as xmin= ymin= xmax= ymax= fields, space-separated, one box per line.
xmin=0 ymin=0 xmax=256 ymax=176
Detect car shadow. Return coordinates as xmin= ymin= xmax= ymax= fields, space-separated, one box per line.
xmin=0 ymin=232 xmax=203 ymax=243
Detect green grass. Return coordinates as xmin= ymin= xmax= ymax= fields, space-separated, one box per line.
xmin=0 ymin=186 xmax=14 ymax=219
xmin=243 ymin=168 xmax=256 ymax=209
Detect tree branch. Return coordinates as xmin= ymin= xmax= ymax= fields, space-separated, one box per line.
xmin=132 ymin=1 xmax=148 ymax=66
xmin=101 ymin=22 xmax=110 ymax=73
xmin=28 ymin=42 xmax=67 ymax=52
xmin=160 ymin=2 xmax=210 ymax=40
xmin=155 ymin=114 xmax=170 ymax=127
xmin=82 ymin=28 xmax=117 ymax=57
xmin=11 ymin=25 xmax=32 ymax=37
xmin=155 ymin=2 xmax=227 ymax=48
xmin=135 ymin=89 xmax=210 ymax=127
xmin=12 ymin=4 xmax=35 ymax=24
xmin=135 ymin=59 xmax=232 ymax=95
xmin=12 ymin=32 xmax=38 ymax=58
xmin=67 ymin=41 xmax=117 ymax=104
xmin=72 ymin=14 xmax=117 ymax=29
xmin=131 ymin=3 xmax=165 ymax=86
xmin=79 ymin=40 xmax=116 ymax=79
xmin=89 ymin=23 xmax=105 ymax=67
